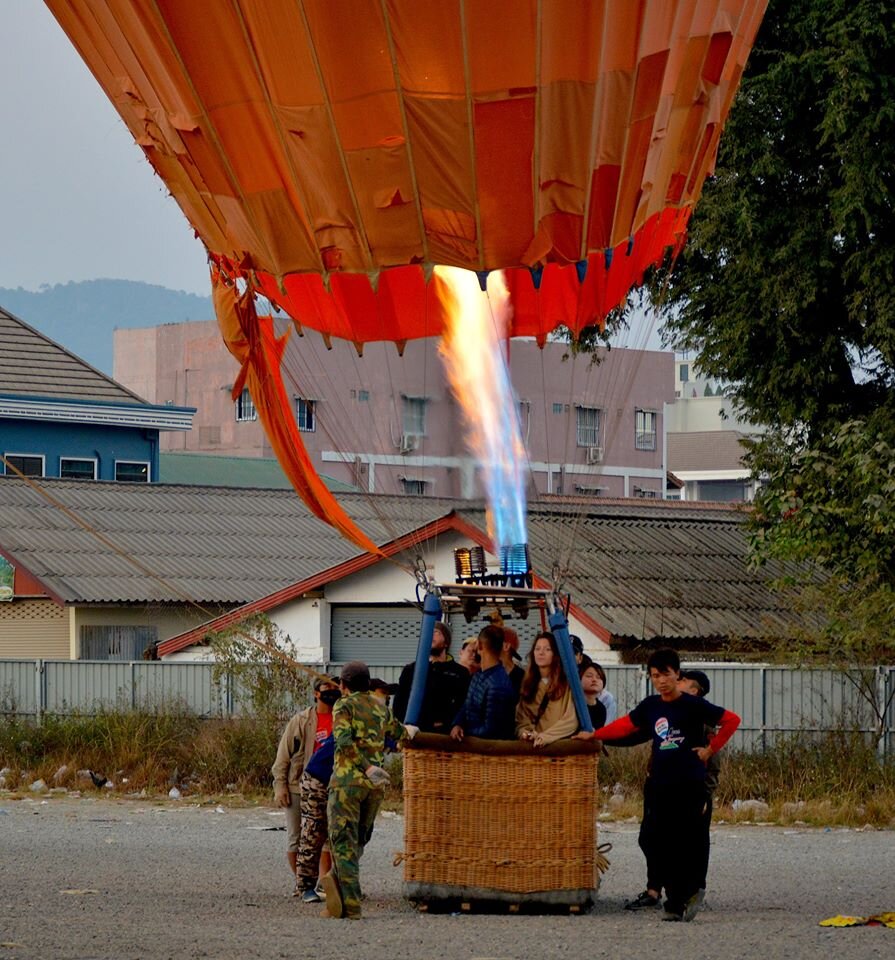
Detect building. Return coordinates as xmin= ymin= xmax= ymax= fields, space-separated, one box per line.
xmin=665 ymin=353 xmax=763 ymax=502
xmin=1 ymin=304 xmax=193 ymax=483
xmin=0 ymin=477 xmax=805 ymax=665
xmin=114 ymin=320 xmax=674 ymax=500
xmin=157 ymin=495 xmax=806 ymax=666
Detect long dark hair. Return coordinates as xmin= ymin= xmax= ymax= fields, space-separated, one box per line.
xmin=520 ymin=631 xmax=568 ymax=703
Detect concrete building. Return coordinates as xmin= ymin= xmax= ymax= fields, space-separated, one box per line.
xmin=115 ymin=320 xmax=674 ymax=500
xmin=665 ymin=354 xmax=763 ymax=502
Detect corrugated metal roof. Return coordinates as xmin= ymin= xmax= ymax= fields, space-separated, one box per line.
xmin=0 ymin=475 xmax=804 ymax=641
xmin=516 ymin=502 xmax=802 ymax=641
xmin=0 ymin=305 xmax=145 ymax=403
xmin=0 ymin=476 xmax=459 ymax=605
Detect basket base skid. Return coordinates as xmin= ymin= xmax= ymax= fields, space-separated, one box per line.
xmin=404 ymin=880 xmax=598 ymax=909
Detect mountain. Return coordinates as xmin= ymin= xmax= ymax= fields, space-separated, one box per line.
xmin=0 ymin=279 xmax=213 ymax=374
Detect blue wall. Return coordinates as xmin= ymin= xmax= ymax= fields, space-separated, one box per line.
xmin=0 ymin=417 xmax=159 ymax=481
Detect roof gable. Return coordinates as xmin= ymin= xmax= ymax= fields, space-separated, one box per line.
xmin=0 ymin=304 xmax=146 ymax=404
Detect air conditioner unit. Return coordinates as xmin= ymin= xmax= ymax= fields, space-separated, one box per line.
xmin=586 ymin=445 xmax=603 ymax=464
xmin=399 ymin=433 xmax=419 ymax=453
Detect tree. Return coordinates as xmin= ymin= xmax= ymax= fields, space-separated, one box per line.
xmin=643 ymin=0 xmax=895 ymax=684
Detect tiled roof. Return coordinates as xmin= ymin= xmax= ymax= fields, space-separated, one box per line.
xmin=0 ymin=305 xmax=145 ymax=403
xmin=667 ymin=430 xmax=750 ymax=473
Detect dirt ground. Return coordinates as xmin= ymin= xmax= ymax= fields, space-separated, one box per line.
xmin=1 ymin=795 xmax=893 ymax=960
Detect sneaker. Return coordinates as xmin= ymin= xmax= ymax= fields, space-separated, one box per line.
xmin=320 ymin=872 xmax=343 ymax=919
xmin=314 ymin=880 xmax=326 ymax=900
xmin=662 ymin=908 xmax=684 ymax=921
xmin=624 ymin=890 xmax=661 ymax=911
xmin=683 ymin=893 xmax=701 ymax=922
xmin=301 ymin=887 xmax=322 ymax=904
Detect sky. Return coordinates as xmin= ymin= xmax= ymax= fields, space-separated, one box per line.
xmin=0 ymin=3 xmax=211 ymax=296
xmin=0 ymin=3 xmax=665 ymax=350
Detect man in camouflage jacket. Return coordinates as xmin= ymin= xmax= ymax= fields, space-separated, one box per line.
xmin=321 ymin=660 xmax=415 ymax=919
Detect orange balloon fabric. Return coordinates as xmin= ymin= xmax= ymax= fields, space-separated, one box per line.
xmin=212 ymin=275 xmax=382 ymax=554
xmin=47 ymin=0 xmax=766 ymax=343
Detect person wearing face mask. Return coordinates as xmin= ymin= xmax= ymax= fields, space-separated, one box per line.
xmin=271 ymin=676 xmax=341 ymax=902
xmin=392 ymin=621 xmax=470 ymax=732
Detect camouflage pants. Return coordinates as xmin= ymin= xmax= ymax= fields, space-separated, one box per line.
xmin=296 ymin=772 xmax=329 ymax=886
xmin=327 ymin=782 xmax=384 ymax=918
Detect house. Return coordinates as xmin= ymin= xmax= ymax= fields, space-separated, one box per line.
xmin=114 ymin=320 xmax=675 ymax=500
xmin=0 ymin=475 xmax=804 ymax=664
xmin=158 ymin=496 xmax=806 ymax=666
xmin=1 ymin=305 xmax=194 ymax=483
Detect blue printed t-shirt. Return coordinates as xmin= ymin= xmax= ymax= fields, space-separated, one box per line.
xmin=629 ymin=692 xmax=725 ymax=785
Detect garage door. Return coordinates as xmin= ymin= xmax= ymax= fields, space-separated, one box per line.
xmin=330 ymin=604 xmax=546 ymax=665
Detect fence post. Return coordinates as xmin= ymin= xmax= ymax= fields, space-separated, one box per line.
xmin=131 ymin=661 xmax=137 ymax=712
xmin=877 ymin=666 xmax=888 ymax=762
xmin=35 ymin=659 xmax=44 ymax=723
xmin=760 ymin=666 xmax=767 ymax=753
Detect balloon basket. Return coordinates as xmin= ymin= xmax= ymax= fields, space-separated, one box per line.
xmin=400 ymin=733 xmax=602 ymax=911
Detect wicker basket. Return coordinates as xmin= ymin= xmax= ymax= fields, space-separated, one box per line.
xmin=401 ymin=733 xmax=601 ymax=906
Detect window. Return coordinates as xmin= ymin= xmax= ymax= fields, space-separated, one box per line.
xmin=3 ymin=454 xmax=44 ymax=477
xmin=401 ymin=478 xmax=428 ymax=496
xmin=60 ymin=458 xmax=97 ymax=480
xmin=402 ymin=396 xmax=427 ymax=436
xmin=633 ymin=486 xmax=659 ymax=499
xmin=235 ymin=387 xmax=257 ymax=422
xmin=679 ymin=363 xmax=689 ymax=383
xmin=115 ymin=461 xmax=150 ymax=483
xmin=552 ymin=402 xmax=564 ymax=415
xmin=296 ymin=396 xmax=316 ymax=432
xmin=635 ymin=409 xmax=657 ymax=450
xmin=575 ymin=406 xmax=601 ymax=447
xmin=358 ymin=389 xmax=370 ymax=402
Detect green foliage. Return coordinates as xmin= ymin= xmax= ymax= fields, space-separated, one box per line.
xmin=208 ymin=613 xmax=311 ymax=724
xmin=634 ymin=0 xmax=895 ymax=677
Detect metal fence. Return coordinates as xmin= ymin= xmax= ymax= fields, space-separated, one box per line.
xmin=1 ymin=659 xmax=893 ymax=757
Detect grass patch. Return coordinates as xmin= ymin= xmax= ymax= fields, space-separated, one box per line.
xmin=2 ymin=714 xmax=894 ymax=827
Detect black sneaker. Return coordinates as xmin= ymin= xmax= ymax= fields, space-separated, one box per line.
xmin=624 ymin=890 xmax=661 ymax=910
xmin=683 ymin=893 xmax=701 ymax=922
xmin=662 ymin=909 xmax=684 ymax=922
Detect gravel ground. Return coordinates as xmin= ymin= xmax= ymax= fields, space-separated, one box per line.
xmin=1 ymin=796 xmax=893 ymax=960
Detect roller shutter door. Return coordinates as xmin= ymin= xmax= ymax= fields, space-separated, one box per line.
xmin=329 ymin=604 xmax=545 ymax=665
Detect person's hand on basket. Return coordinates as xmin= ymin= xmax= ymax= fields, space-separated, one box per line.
xmin=532 ymin=733 xmax=549 ymax=748
xmin=450 ymin=725 xmax=464 ymax=742
xmin=573 ymin=730 xmax=596 ymax=740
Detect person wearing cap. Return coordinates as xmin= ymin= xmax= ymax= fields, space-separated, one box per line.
xmin=271 ymin=674 xmax=341 ymax=900
xmin=500 ymin=626 xmax=525 ymax=697
xmin=322 ymin=660 xmax=417 ymax=920
xmin=392 ymin=621 xmax=470 ymax=732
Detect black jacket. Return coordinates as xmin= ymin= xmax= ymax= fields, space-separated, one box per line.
xmin=393 ymin=658 xmax=471 ymax=732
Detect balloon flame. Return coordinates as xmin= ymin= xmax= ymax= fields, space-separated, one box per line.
xmin=435 ymin=266 xmax=528 ymax=553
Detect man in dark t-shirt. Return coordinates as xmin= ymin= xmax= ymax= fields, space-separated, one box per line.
xmin=582 ymin=648 xmax=740 ymax=922
xmin=393 ymin=622 xmax=470 ymax=732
